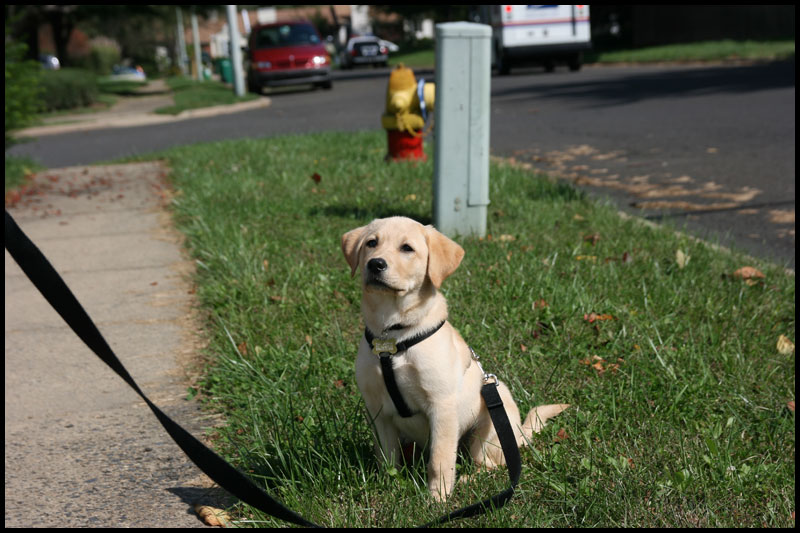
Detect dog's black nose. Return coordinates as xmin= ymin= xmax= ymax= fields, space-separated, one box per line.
xmin=368 ymin=258 xmax=388 ymax=273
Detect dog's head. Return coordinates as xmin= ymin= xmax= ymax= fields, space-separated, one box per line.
xmin=341 ymin=217 xmax=464 ymax=294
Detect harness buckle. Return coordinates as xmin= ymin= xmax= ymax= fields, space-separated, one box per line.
xmin=470 ymin=347 xmax=498 ymax=386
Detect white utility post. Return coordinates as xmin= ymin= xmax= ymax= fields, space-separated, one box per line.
xmin=175 ymin=7 xmax=188 ymax=76
xmin=191 ymin=8 xmax=202 ymax=81
xmin=241 ymin=8 xmax=251 ymax=35
xmin=433 ymin=22 xmax=492 ymax=238
xmin=226 ymin=4 xmax=246 ymax=97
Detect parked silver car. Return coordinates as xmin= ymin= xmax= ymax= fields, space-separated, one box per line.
xmin=339 ymin=36 xmax=393 ymax=69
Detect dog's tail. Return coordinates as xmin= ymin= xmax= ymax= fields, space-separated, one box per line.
xmin=522 ymin=404 xmax=570 ymax=439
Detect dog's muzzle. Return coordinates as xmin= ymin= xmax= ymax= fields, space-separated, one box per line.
xmin=366 ymin=258 xmax=394 ymax=290
xmin=367 ymin=258 xmax=387 ymax=273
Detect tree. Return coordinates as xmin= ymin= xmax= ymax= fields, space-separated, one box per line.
xmin=5 ymin=21 xmax=43 ymax=147
xmin=373 ymin=5 xmax=471 ymax=24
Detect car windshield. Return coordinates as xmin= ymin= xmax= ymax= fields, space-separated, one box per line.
xmin=254 ymin=24 xmax=320 ymax=48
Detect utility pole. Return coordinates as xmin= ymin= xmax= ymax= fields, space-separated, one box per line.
xmin=175 ymin=7 xmax=188 ymax=76
xmin=191 ymin=7 xmax=202 ymax=81
xmin=433 ymin=22 xmax=492 ymax=238
xmin=226 ymin=5 xmax=245 ymax=96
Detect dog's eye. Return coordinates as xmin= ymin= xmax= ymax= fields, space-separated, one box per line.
xmin=401 ymin=244 xmax=414 ymax=253
xmin=366 ymin=238 xmax=378 ymax=248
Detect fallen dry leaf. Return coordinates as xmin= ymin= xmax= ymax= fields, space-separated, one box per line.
xmin=311 ymin=172 xmax=322 ymax=183
xmin=195 ymin=505 xmax=231 ymax=527
xmin=676 ymin=249 xmax=690 ymax=269
xmin=5 ymin=189 xmax=22 ymax=207
xmin=768 ymin=209 xmax=794 ymax=224
xmin=579 ymin=355 xmax=622 ymax=375
xmin=777 ymin=335 xmax=795 ymax=355
xmin=237 ymin=342 xmax=248 ymax=356
xmin=531 ymin=298 xmax=548 ymax=311
xmin=584 ymin=312 xmax=615 ymax=323
xmin=576 ymin=255 xmax=597 ymax=262
xmin=583 ymin=233 xmax=601 ymax=246
xmin=787 ymin=400 xmax=795 ymax=413
xmin=732 ymin=266 xmax=765 ymax=280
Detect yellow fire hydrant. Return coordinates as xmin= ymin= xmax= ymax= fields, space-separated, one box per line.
xmin=381 ymin=64 xmax=435 ymax=161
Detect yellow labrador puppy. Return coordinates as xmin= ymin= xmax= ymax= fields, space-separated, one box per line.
xmin=342 ymin=216 xmax=568 ymax=501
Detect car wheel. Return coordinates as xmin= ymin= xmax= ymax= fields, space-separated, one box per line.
xmin=496 ymin=46 xmax=510 ymax=75
xmin=247 ymin=77 xmax=261 ymax=94
xmin=568 ymin=53 xmax=582 ymax=72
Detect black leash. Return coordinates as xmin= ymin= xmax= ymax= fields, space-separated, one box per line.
xmin=5 ymin=210 xmax=322 ymax=528
xmin=5 ymin=210 xmax=521 ymax=527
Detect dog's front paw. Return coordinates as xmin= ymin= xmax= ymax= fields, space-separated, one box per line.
xmin=428 ymin=475 xmax=454 ymax=502
xmin=429 ymin=485 xmax=450 ymax=502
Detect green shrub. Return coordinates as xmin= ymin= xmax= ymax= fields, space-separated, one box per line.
xmin=89 ymin=44 xmax=121 ymax=75
xmin=5 ymin=29 xmax=43 ymax=146
xmin=38 ymin=68 xmax=99 ymax=112
xmin=73 ymin=44 xmax=122 ymax=75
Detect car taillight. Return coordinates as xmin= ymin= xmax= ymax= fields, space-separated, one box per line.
xmin=351 ymin=49 xmax=358 ymax=56
xmin=380 ymin=46 xmax=387 ymax=54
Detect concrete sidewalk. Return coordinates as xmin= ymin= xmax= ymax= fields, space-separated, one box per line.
xmin=18 ymin=78 xmax=270 ymax=138
xmin=4 ymin=162 xmax=223 ymax=527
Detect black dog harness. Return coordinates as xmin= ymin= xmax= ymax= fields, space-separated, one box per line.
xmin=364 ymin=320 xmax=446 ymax=417
xmin=364 ymin=320 xmax=523 ymax=521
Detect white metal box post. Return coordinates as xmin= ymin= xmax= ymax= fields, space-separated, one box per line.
xmin=433 ymin=22 xmax=492 ymax=238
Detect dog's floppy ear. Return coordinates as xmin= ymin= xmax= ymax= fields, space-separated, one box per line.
xmin=425 ymin=226 xmax=465 ymax=289
xmin=341 ymin=225 xmax=368 ymax=277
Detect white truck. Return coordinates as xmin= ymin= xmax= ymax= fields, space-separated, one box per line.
xmin=473 ymin=5 xmax=591 ymax=74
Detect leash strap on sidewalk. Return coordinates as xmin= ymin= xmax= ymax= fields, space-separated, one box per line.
xmin=4 ymin=210 xmax=320 ymax=529
xmin=5 ymin=210 xmax=520 ymax=528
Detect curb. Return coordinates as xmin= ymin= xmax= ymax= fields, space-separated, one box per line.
xmin=17 ymin=96 xmax=271 ymax=138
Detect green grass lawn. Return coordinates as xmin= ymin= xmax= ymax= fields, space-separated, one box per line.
xmin=144 ymin=131 xmax=794 ymax=527
xmin=155 ymin=76 xmax=259 ymax=115
xmin=588 ymin=39 xmax=795 ymax=64
xmin=4 ymin=155 xmax=44 ymax=193
xmin=389 ymin=39 xmax=795 ymax=69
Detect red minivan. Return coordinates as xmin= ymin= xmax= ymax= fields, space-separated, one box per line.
xmin=246 ymin=21 xmax=332 ymax=92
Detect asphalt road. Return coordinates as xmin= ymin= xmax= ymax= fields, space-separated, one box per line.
xmin=9 ymin=61 xmax=795 ymax=267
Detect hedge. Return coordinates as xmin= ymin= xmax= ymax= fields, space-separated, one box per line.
xmin=38 ymin=68 xmax=100 ymax=112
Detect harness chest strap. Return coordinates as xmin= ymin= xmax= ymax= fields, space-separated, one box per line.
xmin=364 ymin=320 xmax=445 ymax=418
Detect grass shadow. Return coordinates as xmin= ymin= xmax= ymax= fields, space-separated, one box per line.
xmin=309 ymin=203 xmax=433 ymax=225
